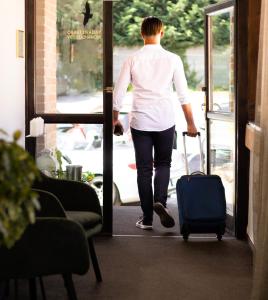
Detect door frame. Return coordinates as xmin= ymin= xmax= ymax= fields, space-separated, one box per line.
xmin=204 ymin=0 xmax=249 ymax=239
xmin=25 ymin=0 xmax=114 ymax=235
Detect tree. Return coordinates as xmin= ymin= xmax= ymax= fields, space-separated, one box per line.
xmin=114 ymin=0 xmax=217 ymax=48
xmin=113 ymin=0 xmax=218 ymax=88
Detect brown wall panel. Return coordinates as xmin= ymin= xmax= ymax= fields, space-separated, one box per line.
xmin=248 ymin=0 xmax=262 ymax=121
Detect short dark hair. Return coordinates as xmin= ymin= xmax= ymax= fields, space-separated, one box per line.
xmin=141 ymin=16 xmax=163 ymax=36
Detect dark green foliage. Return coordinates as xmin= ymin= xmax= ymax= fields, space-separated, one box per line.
xmin=0 ymin=130 xmax=40 ymax=248
xmin=55 ymin=0 xmax=224 ymax=92
xmin=114 ymin=0 xmax=218 ymax=88
xmin=212 ymin=12 xmax=231 ymax=47
xmin=114 ymin=0 xmax=218 ymax=48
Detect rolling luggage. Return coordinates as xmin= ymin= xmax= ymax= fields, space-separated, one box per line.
xmin=176 ymin=132 xmax=226 ymax=241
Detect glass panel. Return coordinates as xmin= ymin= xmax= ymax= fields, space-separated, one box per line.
xmin=35 ymin=123 xmax=104 ymax=206
xmin=35 ymin=0 xmax=103 ymax=114
xmin=209 ymin=8 xmax=235 ymax=113
xmin=209 ymin=119 xmax=235 ymax=216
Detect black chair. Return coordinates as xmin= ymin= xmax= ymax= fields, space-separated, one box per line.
xmin=33 ymin=173 xmax=103 ymax=282
xmin=0 ymin=190 xmax=90 ymax=300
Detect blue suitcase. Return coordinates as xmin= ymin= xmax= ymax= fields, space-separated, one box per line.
xmin=176 ymin=132 xmax=226 ymax=241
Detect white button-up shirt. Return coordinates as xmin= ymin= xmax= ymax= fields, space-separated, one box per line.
xmin=113 ymin=44 xmax=190 ymax=131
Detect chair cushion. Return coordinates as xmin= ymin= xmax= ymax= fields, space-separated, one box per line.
xmin=66 ymin=211 xmax=102 ymax=232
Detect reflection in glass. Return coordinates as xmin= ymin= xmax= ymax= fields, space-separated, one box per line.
xmin=209 ymin=120 xmax=235 ymax=216
xmin=35 ymin=0 xmax=103 ymax=114
xmin=209 ymin=8 xmax=234 ymax=113
xmin=36 ymin=124 xmax=104 ymax=205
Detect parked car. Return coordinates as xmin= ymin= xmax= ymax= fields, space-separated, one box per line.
xmin=56 ymin=125 xmax=201 ymax=206
xmin=55 ymin=92 xmax=209 ymax=205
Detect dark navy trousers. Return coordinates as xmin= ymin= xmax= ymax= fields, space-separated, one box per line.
xmin=131 ymin=126 xmax=175 ymax=223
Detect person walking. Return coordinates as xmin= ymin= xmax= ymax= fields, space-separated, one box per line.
xmin=113 ymin=16 xmax=198 ymax=230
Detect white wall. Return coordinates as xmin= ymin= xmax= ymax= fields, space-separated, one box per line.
xmin=0 ymin=0 xmax=25 ymax=146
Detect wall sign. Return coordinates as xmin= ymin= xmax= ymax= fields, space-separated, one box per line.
xmin=66 ymin=29 xmax=102 ymax=40
xmin=16 ymin=30 xmax=25 ymax=58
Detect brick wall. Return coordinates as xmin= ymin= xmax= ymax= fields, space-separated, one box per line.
xmin=36 ymin=0 xmax=57 ymax=114
xmin=36 ymin=0 xmax=57 ymax=153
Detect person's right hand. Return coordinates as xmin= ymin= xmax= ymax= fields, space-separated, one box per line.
xmin=187 ymin=123 xmax=198 ymax=137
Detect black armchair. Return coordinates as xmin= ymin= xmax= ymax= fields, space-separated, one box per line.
xmin=33 ymin=173 xmax=103 ymax=282
xmin=0 ymin=189 xmax=90 ymax=300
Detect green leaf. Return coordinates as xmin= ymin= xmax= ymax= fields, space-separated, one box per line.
xmin=13 ymin=130 xmax=22 ymax=142
xmin=0 ymin=129 xmax=39 ymax=248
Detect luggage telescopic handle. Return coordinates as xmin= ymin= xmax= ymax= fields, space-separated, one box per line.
xmin=182 ymin=131 xmax=201 ymax=136
xmin=182 ymin=131 xmax=205 ymax=175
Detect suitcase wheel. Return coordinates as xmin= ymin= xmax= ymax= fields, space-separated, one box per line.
xmin=217 ymin=234 xmax=222 ymax=241
xmin=183 ymin=234 xmax=189 ymax=241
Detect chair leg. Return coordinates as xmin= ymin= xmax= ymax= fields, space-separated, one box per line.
xmin=88 ymin=238 xmax=102 ymax=282
xmin=4 ymin=280 xmax=9 ymax=298
xmin=29 ymin=278 xmax=37 ymax=300
xmin=14 ymin=279 xmax=19 ymax=300
xmin=39 ymin=277 xmax=46 ymax=300
xmin=62 ymin=274 xmax=77 ymax=300
xmin=0 ymin=280 xmax=8 ymax=300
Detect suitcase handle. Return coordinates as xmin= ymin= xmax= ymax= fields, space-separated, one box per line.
xmin=182 ymin=131 xmax=205 ymax=175
xmin=190 ymin=171 xmax=205 ymax=176
xmin=182 ymin=131 xmax=201 ymax=136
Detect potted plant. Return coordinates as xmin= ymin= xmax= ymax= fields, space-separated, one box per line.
xmin=82 ymin=171 xmax=95 ymax=183
xmin=0 ymin=130 xmax=40 ymax=248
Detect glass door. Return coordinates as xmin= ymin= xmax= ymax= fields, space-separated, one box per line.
xmin=26 ymin=0 xmax=113 ymax=234
xmin=204 ymin=0 xmax=236 ymax=232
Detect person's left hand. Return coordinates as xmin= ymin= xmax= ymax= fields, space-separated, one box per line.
xmin=187 ymin=123 xmax=198 ymax=137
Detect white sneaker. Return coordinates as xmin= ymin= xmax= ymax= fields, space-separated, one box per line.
xmin=136 ymin=217 xmax=153 ymax=230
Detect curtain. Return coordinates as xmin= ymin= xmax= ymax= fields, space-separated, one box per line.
xmin=251 ymin=0 xmax=268 ymax=298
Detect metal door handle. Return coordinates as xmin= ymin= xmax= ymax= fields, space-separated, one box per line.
xmin=104 ymin=86 xmax=113 ymax=93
